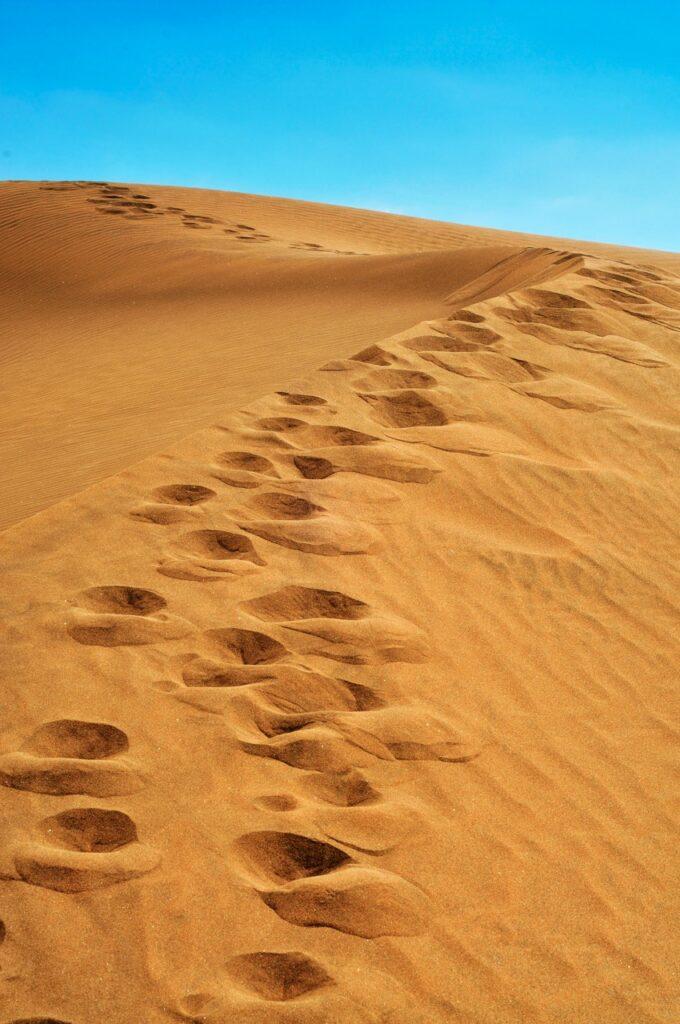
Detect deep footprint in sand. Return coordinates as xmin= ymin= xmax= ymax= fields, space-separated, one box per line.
xmin=234 ymin=830 xmax=352 ymax=885
xmin=0 ymin=719 xmax=144 ymax=796
xmin=131 ymin=483 xmax=215 ymax=524
xmin=358 ymin=390 xmax=450 ymax=427
xmin=153 ymin=483 xmax=216 ymax=505
xmin=14 ymin=808 xmax=160 ymax=892
xmin=213 ymin=450 xmax=280 ymax=488
xmin=68 ymin=586 xmax=190 ymax=646
xmin=254 ymin=419 xmax=380 ymax=449
xmin=262 ymin=865 xmax=426 ymax=937
xmin=158 ymin=529 xmax=265 ymax=581
xmin=232 ymin=831 xmax=425 ymax=936
xmin=243 ymin=586 xmax=370 ymax=622
xmin=291 ymin=443 xmax=440 ymax=484
xmin=241 ymin=725 xmax=393 ymax=773
xmin=224 ymin=951 xmax=333 ymax=1001
xmin=238 ymin=491 xmax=381 ymax=555
xmin=352 ymin=367 xmax=437 ymax=391
xmin=242 ymin=586 xmax=425 ymax=664
xmin=276 ymin=391 xmax=328 ymax=407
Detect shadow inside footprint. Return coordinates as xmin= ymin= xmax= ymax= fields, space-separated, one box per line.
xmin=24 ymin=720 xmax=128 ymax=759
xmin=208 ymin=627 xmax=288 ymax=665
xmin=224 ymin=951 xmax=333 ymax=1001
xmin=39 ymin=808 xmax=136 ymax=853
xmin=244 ymin=586 xmax=369 ymax=622
xmin=76 ymin=586 xmax=165 ymax=616
xmin=152 ymin=484 xmax=216 ymax=506
xmin=234 ymin=831 xmax=351 ymax=884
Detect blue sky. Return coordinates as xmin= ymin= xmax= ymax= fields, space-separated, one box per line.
xmin=1 ymin=1 xmax=678 ymax=250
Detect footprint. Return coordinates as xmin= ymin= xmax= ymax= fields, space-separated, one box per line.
xmin=276 ymin=392 xmax=327 ymax=406
xmin=158 ymin=530 xmax=264 ymax=581
xmin=41 ymin=808 xmax=136 ymax=852
xmin=292 ymin=456 xmax=335 ymax=479
xmin=252 ymin=675 xmax=383 ymax=737
xmin=214 ymin=451 xmax=280 ymax=488
xmin=262 ymin=866 xmax=425 ymax=937
xmin=352 ymin=368 xmax=437 ymax=391
xmin=448 ymin=309 xmax=485 ymax=323
xmin=239 ymin=511 xmax=380 ymax=556
xmin=0 ymin=720 xmax=144 ymax=796
xmin=304 ymin=769 xmax=379 ymax=806
xmin=22 ymin=719 xmax=128 ymax=759
xmin=68 ymin=586 xmax=190 ymax=646
xmin=358 ymin=390 xmax=449 ymax=427
xmin=259 ymin=671 xmax=381 ymax=716
xmin=422 ymin=350 xmax=547 ymax=384
xmin=243 ymin=587 xmax=424 ymax=664
xmin=243 ymin=587 xmax=369 ymax=622
xmin=213 ymin=665 xmax=379 ymax=716
xmin=334 ymin=706 xmax=480 ymax=764
xmin=234 ymin=831 xmax=351 ymax=884
xmin=130 ymin=505 xmax=197 ymax=525
xmin=131 ymin=484 xmax=216 ymax=525
xmin=208 ymin=627 xmax=288 ymax=665
xmin=384 ymin=420 xmax=535 ymax=460
xmin=578 ymin=267 xmax=641 ymax=286
xmin=245 ymin=492 xmax=324 ymax=520
xmin=232 ymin=833 xmax=425 ymax=937
xmin=172 ymin=629 xmax=289 ymax=691
xmin=255 ymin=420 xmax=379 ymax=449
xmin=519 ymin=287 xmax=590 ymax=310
xmin=317 ymin=803 xmax=420 ymax=855
xmin=179 ymin=658 xmax=276 ymax=688
xmin=255 ymin=416 xmax=307 ymax=432
xmin=443 ymin=323 xmax=501 ymax=345
xmin=14 ymin=808 xmax=160 ymax=892
xmin=514 ymin=377 xmax=615 ymax=412
xmin=152 ymin=484 xmax=216 ymax=505
xmin=242 ymin=727 xmax=390 ymax=772
xmin=224 ymin=951 xmax=333 ymax=1001
xmin=497 ymin=303 xmax=609 ymax=335
xmin=348 ymin=345 xmax=394 ymax=366
xmin=131 ymin=483 xmax=216 ymax=524
xmin=292 ymin=445 xmax=440 ymax=484
xmin=76 ymin=586 xmax=164 ymax=615
xmin=254 ymin=794 xmax=300 ymax=812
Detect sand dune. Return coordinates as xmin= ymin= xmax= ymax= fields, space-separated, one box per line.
xmin=1 ymin=180 xmax=679 ymax=529
xmin=0 ymin=184 xmax=679 ymax=1022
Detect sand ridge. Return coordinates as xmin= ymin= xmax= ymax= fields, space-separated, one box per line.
xmin=0 ymin=241 xmax=678 ymax=1021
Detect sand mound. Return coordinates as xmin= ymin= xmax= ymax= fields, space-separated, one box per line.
xmin=0 ymin=225 xmax=678 ymax=1022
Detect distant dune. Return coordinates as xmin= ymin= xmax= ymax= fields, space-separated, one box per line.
xmin=0 ymin=182 xmax=678 ymax=1023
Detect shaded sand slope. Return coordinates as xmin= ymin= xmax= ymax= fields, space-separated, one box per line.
xmin=2 ymin=180 xmax=679 ymax=530
xmin=0 ymin=246 xmax=678 ymax=1022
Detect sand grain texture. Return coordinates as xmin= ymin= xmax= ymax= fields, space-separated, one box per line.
xmin=0 ymin=183 xmax=678 ymax=1022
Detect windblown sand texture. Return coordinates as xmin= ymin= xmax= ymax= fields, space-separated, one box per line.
xmin=0 ymin=182 xmax=679 ymax=1023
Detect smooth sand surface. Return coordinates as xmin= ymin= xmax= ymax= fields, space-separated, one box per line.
xmin=0 ymin=183 xmax=678 ymax=1023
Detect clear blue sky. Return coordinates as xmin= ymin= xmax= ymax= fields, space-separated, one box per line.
xmin=1 ymin=1 xmax=678 ymax=250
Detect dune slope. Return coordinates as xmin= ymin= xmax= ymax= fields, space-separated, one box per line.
xmin=1 ymin=179 xmax=679 ymax=530
xmin=0 ymin=236 xmax=678 ymax=1022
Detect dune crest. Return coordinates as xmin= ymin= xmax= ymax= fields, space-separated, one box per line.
xmin=0 ymin=233 xmax=678 ymax=1021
